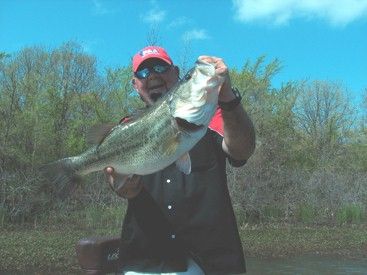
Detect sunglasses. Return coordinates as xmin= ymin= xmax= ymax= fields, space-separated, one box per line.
xmin=135 ymin=64 xmax=171 ymax=79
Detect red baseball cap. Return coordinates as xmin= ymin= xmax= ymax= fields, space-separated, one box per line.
xmin=132 ymin=46 xmax=173 ymax=72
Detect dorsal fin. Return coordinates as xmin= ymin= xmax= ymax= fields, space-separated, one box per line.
xmin=86 ymin=123 xmax=116 ymax=145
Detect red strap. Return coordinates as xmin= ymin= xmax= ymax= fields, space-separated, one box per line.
xmin=208 ymin=107 xmax=224 ymax=137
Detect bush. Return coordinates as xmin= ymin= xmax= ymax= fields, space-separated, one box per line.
xmin=336 ymin=204 xmax=365 ymax=225
xmin=296 ymin=204 xmax=315 ymax=224
xmin=263 ymin=206 xmax=283 ymax=222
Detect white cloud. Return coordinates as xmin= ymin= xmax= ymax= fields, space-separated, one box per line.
xmin=92 ymin=0 xmax=116 ymax=16
xmin=142 ymin=9 xmax=166 ymax=24
xmin=233 ymin=0 xmax=367 ymax=26
xmin=141 ymin=1 xmax=166 ymax=24
xmin=182 ymin=29 xmax=210 ymax=42
xmin=168 ymin=16 xmax=191 ymax=29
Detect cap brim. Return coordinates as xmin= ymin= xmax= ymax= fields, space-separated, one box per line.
xmin=133 ymin=56 xmax=172 ymax=72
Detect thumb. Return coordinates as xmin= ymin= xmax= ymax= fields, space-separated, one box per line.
xmin=104 ymin=166 xmax=115 ymax=185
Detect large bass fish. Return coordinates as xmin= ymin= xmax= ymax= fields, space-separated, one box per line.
xmin=42 ymin=58 xmax=224 ymax=187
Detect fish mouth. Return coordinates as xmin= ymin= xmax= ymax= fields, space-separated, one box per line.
xmin=175 ymin=117 xmax=204 ymax=132
xmin=196 ymin=59 xmax=216 ymax=77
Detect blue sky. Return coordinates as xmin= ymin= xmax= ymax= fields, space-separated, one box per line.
xmin=1 ymin=0 xmax=367 ymax=103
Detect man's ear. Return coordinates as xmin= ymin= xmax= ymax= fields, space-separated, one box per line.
xmin=131 ymin=78 xmax=136 ymax=85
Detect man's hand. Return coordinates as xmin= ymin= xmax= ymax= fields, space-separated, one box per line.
xmin=198 ymin=55 xmax=234 ymax=103
xmin=104 ymin=167 xmax=143 ymax=199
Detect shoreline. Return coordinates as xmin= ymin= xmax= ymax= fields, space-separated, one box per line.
xmin=1 ymin=224 xmax=366 ymax=273
xmin=239 ymin=224 xmax=367 ymax=259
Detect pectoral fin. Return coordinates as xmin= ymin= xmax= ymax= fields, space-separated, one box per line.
xmin=175 ymin=152 xmax=191 ymax=174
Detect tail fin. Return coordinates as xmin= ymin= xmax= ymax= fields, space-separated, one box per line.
xmin=40 ymin=158 xmax=82 ymax=199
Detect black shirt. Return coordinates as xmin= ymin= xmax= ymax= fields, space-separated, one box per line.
xmin=119 ymin=128 xmax=246 ymax=274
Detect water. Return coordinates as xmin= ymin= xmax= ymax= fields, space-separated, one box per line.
xmin=246 ymin=254 xmax=367 ymax=274
xmin=3 ymin=255 xmax=367 ymax=274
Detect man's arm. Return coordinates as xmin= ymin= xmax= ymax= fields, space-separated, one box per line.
xmin=200 ymin=56 xmax=256 ymax=161
xmin=220 ymin=88 xmax=255 ymax=161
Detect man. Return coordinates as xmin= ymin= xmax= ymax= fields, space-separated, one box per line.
xmin=105 ymin=46 xmax=255 ymax=274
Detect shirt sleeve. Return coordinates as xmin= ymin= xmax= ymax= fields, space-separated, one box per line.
xmin=208 ymin=108 xmax=247 ymax=167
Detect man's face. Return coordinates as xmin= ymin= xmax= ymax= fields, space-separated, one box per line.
xmin=132 ymin=58 xmax=179 ymax=105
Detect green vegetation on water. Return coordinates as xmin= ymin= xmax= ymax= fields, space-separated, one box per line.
xmin=241 ymin=224 xmax=367 ymax=258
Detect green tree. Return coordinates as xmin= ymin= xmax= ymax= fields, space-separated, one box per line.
xmin=293 ymin=80 xmax=355 ymax=168
xmin=104 ymin=66 xmax=143 ymax=122
xmin=0 ymin=42 xmax=124 ymax=222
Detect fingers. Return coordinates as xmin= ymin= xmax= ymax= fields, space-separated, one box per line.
xmin=105 ymin=166 xmax=114 ymax=174
xmin=198 ymin=55 xmax=228 ymax=75
xmin=199 ymin=55 xmax=232 ymax=97
xmin=104 ymin=167 xmax=142 ymax=199
xmin=104 ymin=166 xmax=115 ymax=185
xmin=116 ymin=175 xmax=142 ymax=198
